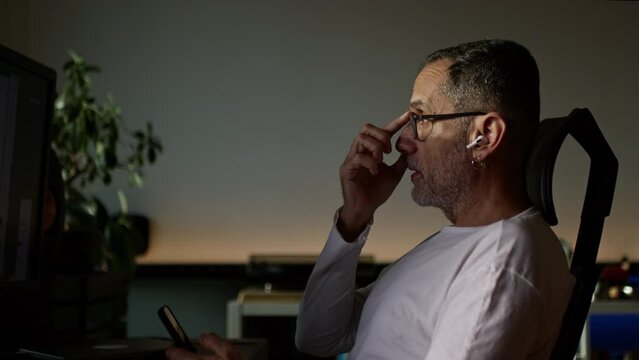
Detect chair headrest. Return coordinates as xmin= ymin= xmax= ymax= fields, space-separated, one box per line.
xmin=526 ymin=108 xmax=618 ymax=226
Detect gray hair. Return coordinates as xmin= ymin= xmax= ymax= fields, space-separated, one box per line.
xmin=425 ymin=39 xmax=540 ymax=157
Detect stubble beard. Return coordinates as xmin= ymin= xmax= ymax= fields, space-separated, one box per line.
xmin=410 ymin=140 xmax=474 ymax=221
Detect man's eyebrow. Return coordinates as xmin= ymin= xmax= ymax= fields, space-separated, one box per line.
xmin=410 ymin=99 xmax=424 ymax=108
xmin=409 ymin=98 xmax=431 ymax=112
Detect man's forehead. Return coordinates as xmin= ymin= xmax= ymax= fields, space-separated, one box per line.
xmin=418 ymin=59 xmax=451 ymax=80
xmin=410 ymin=60 xmax=452 ymax=112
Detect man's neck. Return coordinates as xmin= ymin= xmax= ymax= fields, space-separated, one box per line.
xmin=450 ymin=171 xmax=531 ymax=227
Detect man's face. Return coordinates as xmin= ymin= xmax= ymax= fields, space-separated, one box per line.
xmin=400 ymin=60 xmax=473 ymax=216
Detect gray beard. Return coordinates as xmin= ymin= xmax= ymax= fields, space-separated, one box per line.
xmin=410 ymin=141 xmax=474 ymax=221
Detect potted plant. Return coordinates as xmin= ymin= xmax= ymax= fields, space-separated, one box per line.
xmin=50 ymin=50 xmax=162 ymax=276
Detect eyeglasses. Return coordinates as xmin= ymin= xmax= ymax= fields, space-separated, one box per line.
xmin=409 ymin=112 xmax=486 ymax=141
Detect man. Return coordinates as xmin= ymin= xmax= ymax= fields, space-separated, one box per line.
xmin=294 ymin=39 xmax=574 ymax=359
xmin=167 ymin=39 xmax=574 ymax=360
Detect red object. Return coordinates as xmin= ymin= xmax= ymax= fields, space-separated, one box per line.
xmin=601 ymin=266 xmax=629 ymax=283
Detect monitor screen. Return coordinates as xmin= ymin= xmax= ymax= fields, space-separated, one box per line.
xmin=0 ymin=44 xmax=55 ymax=285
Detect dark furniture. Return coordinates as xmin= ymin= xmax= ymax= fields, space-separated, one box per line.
xmin=526 ymin=108 xmax=618 ymax=359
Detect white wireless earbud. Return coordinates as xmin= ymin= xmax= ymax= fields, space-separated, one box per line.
xmin=466 ymin=135 xmax=485 ymax=149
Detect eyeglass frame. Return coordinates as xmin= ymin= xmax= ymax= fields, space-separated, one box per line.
xmin=409 ymin=112 xmax=487 ymax=140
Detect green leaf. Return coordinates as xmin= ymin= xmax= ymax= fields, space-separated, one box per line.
xmin=153 ymin=139 xmax=163 ymax=152
xmin=68 ymin=49 xmax=83 ymax=64
xmin=63 ymin=59 xmax=75 ymax=71
xmin=133 ymin=130 xmax=145 ymax=141
xmin=96 ymin=141 xmax=105 ymax=157
xmin=148 ymin=148 xmax=156 ymax=163
xmin=54 ymin=50 xmax=163 ymax=218
xmin=106 ymin=151 xmax=117 ymax=169
xmin=102 ymin=172 xmax=112 ymax=185
xmin=129 ymin=171 xmax=143 ymax=188
xmin=55 ymin=96 xmax=66 ymax=111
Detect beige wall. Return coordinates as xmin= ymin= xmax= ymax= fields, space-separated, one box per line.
xmin=4 ymin=0 xmax=639 ymax=263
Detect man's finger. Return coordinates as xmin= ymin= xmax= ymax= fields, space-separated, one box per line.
xmin=355 ymin=134 xmax=385 ymax=161
xmin=199 ymin=333 xmax=225 ymax=353
xmin=199 ymin=333 xmax=244 ymax=360
xmin=383 ymin=111 xmax=411 ymax=135
xmin=360 ymin=124 xmax=392 ymax=153
xmin=343 ymin=153 xmax=380 ymax=176
xmin=199 ymin=333 xmax=239 ymax=357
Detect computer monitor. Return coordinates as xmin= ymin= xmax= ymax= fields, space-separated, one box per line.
xmin=0 ymin=44 xmax=55 ymax=287
xmin=0 ymin=45 xmax=56 ymax=349
xmin=0 ymin=45 xmax=55 ymax=297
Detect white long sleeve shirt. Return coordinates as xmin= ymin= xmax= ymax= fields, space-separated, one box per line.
xmin=296 ymin=207 xmax=574 ymax=360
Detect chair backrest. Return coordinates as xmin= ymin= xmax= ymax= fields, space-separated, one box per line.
xmin=526 ymin=108 xmax=618 ymax=359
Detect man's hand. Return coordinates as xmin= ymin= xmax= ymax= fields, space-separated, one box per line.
xmin=165 ymin=333 xmax=245 ymax=360
xmin=338 ymin=112 xmax=410 ymax=241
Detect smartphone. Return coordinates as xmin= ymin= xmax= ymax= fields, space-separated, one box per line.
xmin=158 ymin=305 xmax=198 ymax=353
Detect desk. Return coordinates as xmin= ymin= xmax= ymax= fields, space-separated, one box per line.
xmin=228 ymin=299 xmax=639 ymax=359
xmin=15 ymin=337 xmax=267 ymax=360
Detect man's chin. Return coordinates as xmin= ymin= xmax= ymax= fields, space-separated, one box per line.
xmin=411 ymin=187 xmax=432 ymax=207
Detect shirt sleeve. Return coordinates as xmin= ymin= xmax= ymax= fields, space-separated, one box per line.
xmin=424 ymin=265 xmax=545 ymax=360
xmin=295 ymin=211 xmax=374 ymax=357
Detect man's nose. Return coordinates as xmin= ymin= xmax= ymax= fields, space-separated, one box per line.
xmin=396 ymin=125 xmax=417 ymax=154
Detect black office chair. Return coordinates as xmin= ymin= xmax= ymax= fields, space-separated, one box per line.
xmin=525 ymin=108 xmax=618 ymax=359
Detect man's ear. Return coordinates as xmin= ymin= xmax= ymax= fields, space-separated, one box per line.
xmin=467 ymin=112 xmax=507 ymax=159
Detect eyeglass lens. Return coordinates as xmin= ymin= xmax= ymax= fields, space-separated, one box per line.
xmin=414 ymin=118 xmax=432 ymax=141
